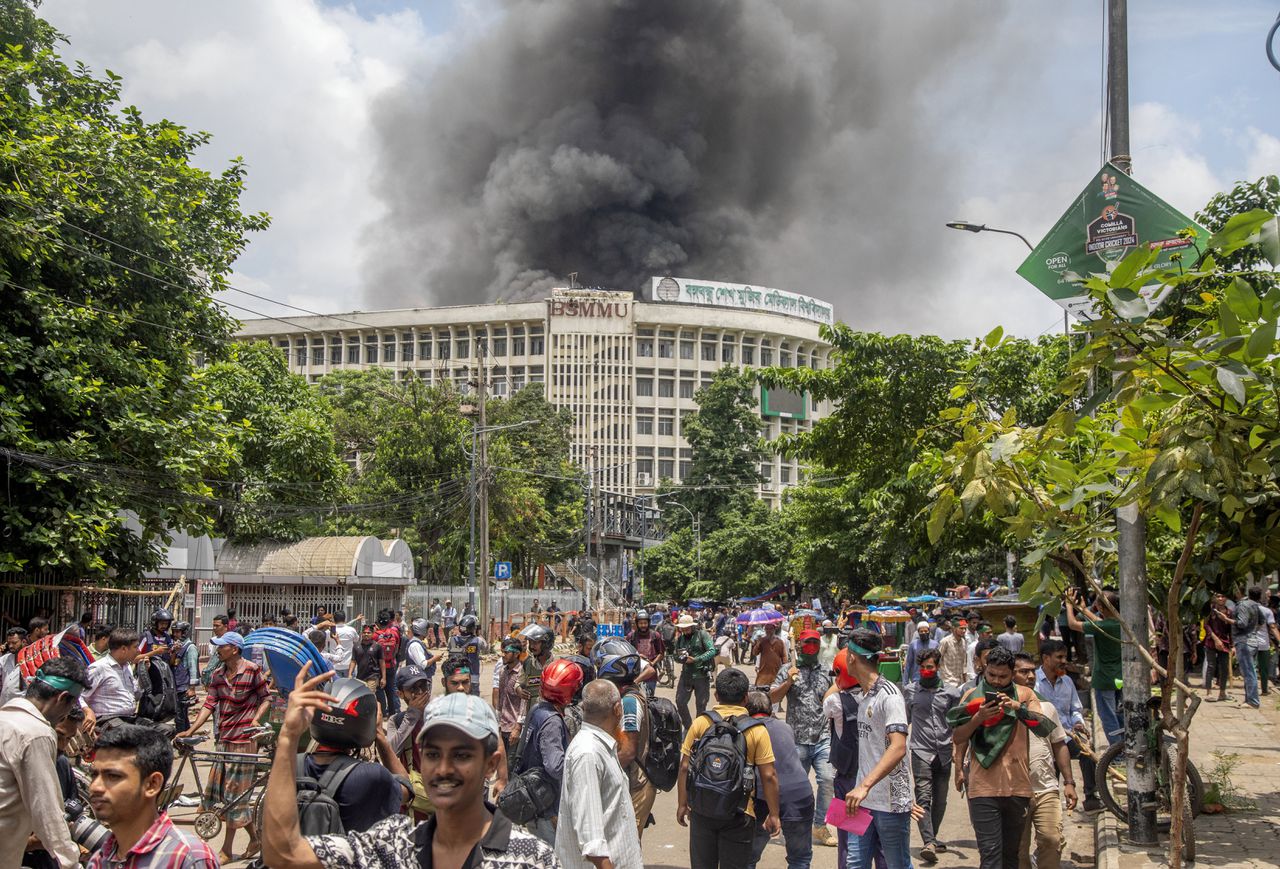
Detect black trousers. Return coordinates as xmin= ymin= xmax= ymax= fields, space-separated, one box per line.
xmin=910 ymin=753 xmax=951 ymax=845
xmin=1067 ymin=739 xmax=1098 ymax=799
xmin=676 ymin=669 xmax=710 ymax=729
xmin=968 ymin=795 xmax=1030 ymax=869
xmin=1205 ymin=647 xmax=1230 ymax=691
xmin=689 ymin=810 xmax=755 ymax=869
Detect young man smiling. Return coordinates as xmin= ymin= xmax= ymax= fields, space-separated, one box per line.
xmin=85 ymin=723 xmax=217 ymax=868
xmin=263 ymin=663 xmax=559 ymax=869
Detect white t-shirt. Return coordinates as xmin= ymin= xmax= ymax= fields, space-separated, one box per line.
xmin=855 ymin=677 xmax=913 ymax=813
xmin=327 ymin=624 xmax=359 ymax=671
xmin=1250 ymin=606 xmax=1275 ymax=652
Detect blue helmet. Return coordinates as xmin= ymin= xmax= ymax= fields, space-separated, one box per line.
xmin=590 ymin=638 xmax=642 ymax=685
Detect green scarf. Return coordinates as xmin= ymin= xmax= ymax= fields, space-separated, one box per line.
xmin=945 ymin=680 xmax=1054 ymax=768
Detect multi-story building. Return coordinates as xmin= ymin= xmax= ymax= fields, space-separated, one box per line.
xmin=234 ymin=277 xmax=835 ymax=505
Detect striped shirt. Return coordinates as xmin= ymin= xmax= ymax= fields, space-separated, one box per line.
xmin=202 ymin=660 xmax=269 ymax=743
xmin=86 ymin=810 xmax=218 ymax=868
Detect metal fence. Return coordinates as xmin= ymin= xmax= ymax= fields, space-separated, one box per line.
xmin=405 ymin=585 xmax=590 ymax=641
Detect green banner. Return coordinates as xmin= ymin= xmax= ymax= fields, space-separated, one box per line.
xmin=1017 ymin=162 xmax=1209 ymax=320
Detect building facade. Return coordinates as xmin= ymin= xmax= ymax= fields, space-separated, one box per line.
xmin=234 ymin=279 xmax=834 ymax=504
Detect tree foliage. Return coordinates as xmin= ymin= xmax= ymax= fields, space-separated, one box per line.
xmin=0 ymin=1 xmax=266 ymax=578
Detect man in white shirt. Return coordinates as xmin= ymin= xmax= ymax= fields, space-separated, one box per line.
xmin=322 ymin=611 xmax=360 ymax=676
xmin=83 ymin=627 xmax=144 ymax=726
xmin=0 ymin=657 xmax=87 ymax=869
xmin=555 ymin=679 xmax=643 ymax=869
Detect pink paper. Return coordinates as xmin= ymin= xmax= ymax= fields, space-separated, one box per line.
xmin=824 ymin=798 xmax=873 ymax=835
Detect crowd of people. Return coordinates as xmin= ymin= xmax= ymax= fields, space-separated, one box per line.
xmin=0 ymin=582 xmax=1275 ymax=869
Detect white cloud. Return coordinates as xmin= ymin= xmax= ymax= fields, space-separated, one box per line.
xmin=1245 ymin=128 xmax=1280 ymax=181
xmin=40 ymin=0 xmax=446 ymax=320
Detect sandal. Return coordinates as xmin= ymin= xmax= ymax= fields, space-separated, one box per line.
xmin=218 ymin=853 xmax=233 ymax=865
xmin=242 ymin=842 xmax=262 ymax=860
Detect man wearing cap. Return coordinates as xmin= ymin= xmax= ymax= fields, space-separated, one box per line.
xmin=176 ymin=628 xmax=270 ymax=863
xmin=672 ymin=613 xmax=716 ymax=729
xmin=263 ymin=666 xmax=560 ymax=869
xmin=769 ymin=628 xmax=837 ymax=848
xmin=904 ymin=621 xmax=939 ymax=685
xmin=0 ymin=656 xmax=87 ymax=869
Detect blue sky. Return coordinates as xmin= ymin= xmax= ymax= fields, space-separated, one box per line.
xmin=39 ymin=1 xmax=1280 ymax=338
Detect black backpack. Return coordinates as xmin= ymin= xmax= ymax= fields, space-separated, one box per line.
xmin=294 ymin=754 xmax=360 ymax=836
xmin=642 ymin=695 xmax=682 ymax=792
xmin=686 ymin=710 xmax=761 ymax=818
xmin=497 ymin=707 xmax=561 ymax=824
xmin=136 ymin=658 xmax=177 ymax=723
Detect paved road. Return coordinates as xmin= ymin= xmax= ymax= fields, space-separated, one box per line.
xmin=171 ymin=653 xmax=1092 ymax=867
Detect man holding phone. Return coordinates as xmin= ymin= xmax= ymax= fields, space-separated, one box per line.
xmin=947 ymin=645 xmax=1055 ymax=869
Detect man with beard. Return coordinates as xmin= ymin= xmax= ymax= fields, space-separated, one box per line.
xmin=768 ymin=629 xmax=836 ymax=848
xmin=263 ymin=668 xmax=559 ymax=869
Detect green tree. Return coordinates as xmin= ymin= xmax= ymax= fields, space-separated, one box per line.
xmin=671 ymin=366 xmax=765 ymax=532
xmin=0 ymin=1 xmax=267 ymax=578
xmin=199 ymin=342 xmax=347 ymax=541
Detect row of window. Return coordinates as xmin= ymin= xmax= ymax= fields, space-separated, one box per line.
xmin=281 ymin=330 xmax=547 ymax=367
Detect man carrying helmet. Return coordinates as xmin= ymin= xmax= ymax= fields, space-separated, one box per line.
xmin=625 ymin=611 xmax=665 ymax=700
xmin=593 ymin=638 xmax=656 ymax=839
xmin=264 ymin=665 xmax=559 ymax=869
xmin=506 ymin=657 xmax=585 ymax=845
xmin=448 ymin=614 xmax=490 ymax=696
xmin=300 ymin=676 xmax=413 ymax=833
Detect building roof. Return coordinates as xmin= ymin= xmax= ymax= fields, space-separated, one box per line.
xmin=218 ymin=536 xmax=413 ymax=587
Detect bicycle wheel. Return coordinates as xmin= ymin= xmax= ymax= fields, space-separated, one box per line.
xmin=1096 ymin=740 xmax=1129 ymax=823
xmin=1096 ymin=739 xmax=1204 ymax=832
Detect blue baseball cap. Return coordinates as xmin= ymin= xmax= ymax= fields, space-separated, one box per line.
xmin=211 ymin=632 xmax=245 ymax=649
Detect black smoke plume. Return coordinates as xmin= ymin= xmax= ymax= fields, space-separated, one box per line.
xmin=363 ymin=0 xmax=1015 ymax=316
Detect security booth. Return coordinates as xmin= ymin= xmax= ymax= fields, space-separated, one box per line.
xmin=216 ymin=535 xmax=415 ymax=628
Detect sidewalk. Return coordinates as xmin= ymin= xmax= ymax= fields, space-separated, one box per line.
xmin=1101 ymin=688 xmax=1280 ymax=868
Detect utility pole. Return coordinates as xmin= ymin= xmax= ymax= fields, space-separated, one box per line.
xmin=1106 ymin=0 xmax=1156 ymax=845
xmin=477 ymin=336 xmax=490 ymax=639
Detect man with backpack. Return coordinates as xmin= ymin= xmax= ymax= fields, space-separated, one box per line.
xmin=374 ymin=611 xmax=402 ymax=715
xmin=677 ymin=667 xmax=781 ymax=869
xmin=673 ymin=614 xmax=717 ymax=729
xmin=592 ymin=638 xmax=680 ymax=839
xmin=1230 ymin=587 xmax=1267 ymax=709
xmin=169 ymin=620 xmax=198 ymax=734
xmin=626 ymin=611 xmax=665 ymax=700
xmin=405 ymin=618 xmax=444 ymax=697
xmin=297 ymin=676 xmax=412 ymax=834
xmin=502 ymin=657 xmax=585 ymax=844
xmin=823 ymin=643 xmax=862 ymax=869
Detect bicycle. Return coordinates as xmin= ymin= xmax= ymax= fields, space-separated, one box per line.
xmin=1087 ymin=697 xmax=1204 ymax=860
xmin=657 ymin=654 xmax=675 ymax=689
xmin=165 ymin=727 xmax=277 ymax=841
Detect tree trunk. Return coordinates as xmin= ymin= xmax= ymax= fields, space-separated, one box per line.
xmin=1164 ymin=503 xmax=1202 ymax=869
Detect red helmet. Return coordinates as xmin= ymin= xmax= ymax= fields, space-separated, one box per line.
xmin=832 ymin=647 xmax=860 ymax=691
xmin=540 ymin=657 xmax=586 ymax=706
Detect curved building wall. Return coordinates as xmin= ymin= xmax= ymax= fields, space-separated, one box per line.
xmin=234 ymin=288 xmax=832 ymax=505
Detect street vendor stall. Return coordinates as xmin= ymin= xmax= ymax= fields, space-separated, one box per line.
xmin=942 ymin=595 xmax=1043 ymax=658
xmin=866 ymin=606 xmax=913 ymax=682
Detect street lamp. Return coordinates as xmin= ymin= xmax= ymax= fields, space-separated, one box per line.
xmin=945 ymin=221 xmax=1034 ymax=250
xmin=652 ymin=494 xmax=700 ymax=587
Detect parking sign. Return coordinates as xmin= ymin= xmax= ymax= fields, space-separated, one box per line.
xmin=494 ymin=561 xmax=512 ymax=580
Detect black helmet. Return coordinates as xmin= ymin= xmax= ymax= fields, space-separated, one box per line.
xmin=309 ymin=678 xmax=378 ymax=750
xmin=152 ymin=608 xmax=173 ymax=625
xmin=411 ymin=618 xmax=430 ymax=639
xmin=173 ymin=621 xmax=191 ymax=635
xmin=521 ymin=623 xmax=554 ymax=652
xmin=557 ymin=654 xmax=596 ymax=702
xmin=459 ymin=614 xmax=479 ymax=634
xmin=591 ymin=638 xmax=642 ymax=685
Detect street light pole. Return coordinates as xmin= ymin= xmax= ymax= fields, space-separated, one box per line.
xmin=946 ymin=220 xmax=1069 ymax=336
xmin=653 ymin=494 xmax=700 ymax=587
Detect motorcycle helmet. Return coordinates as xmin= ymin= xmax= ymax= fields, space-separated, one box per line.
xmin=459 ymin=614 xmax=479 ymax=635
xmin=151 ymin=608 xmax=173 ymax=626
xmin=540 ymin=657 xmax=587 ymax=706
xmin=173 ymin=621 xmax=191 ymax=636
xmin=411 ymin=618 xmax=430 ymax=639
xmin=521 ymin=623 xmax=554 ymax=654
xmin=309 ymin=677 xmax=378 ymax=750
xmin=590 ymin=638 xmax=642 ymax=685
xmin=634 ymin=610 xmax=649 ymax=624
